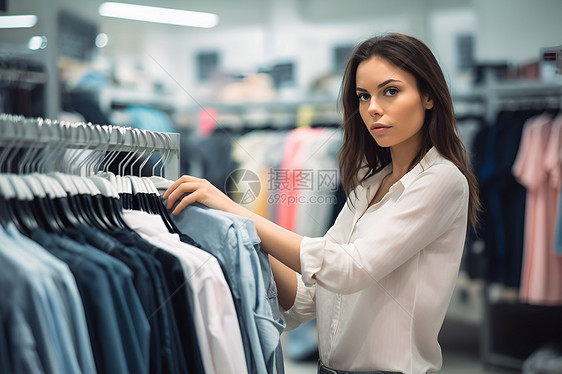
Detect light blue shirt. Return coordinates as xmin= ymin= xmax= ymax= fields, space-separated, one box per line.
xmin=153 ymin=178 xmax=285 ymax=374
xmin=221 ymin=210 xmax=286 ymax=374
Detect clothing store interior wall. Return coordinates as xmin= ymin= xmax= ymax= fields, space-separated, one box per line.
xmin=1 ymin=0 xmax=562 ymax=373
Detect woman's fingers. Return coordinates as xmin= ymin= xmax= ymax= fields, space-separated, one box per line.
xmin=163 ymin=175 xmax=197 ymax=199
xmin=163 ymin=174 xmax=239 ymax=216
xmin=164 ymin=177 xmax=201 ymax=209
xmin=172 ymin=190 xmax=201 ymax=215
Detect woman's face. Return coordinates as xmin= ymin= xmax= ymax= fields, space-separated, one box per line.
xmin=355 ymin=56 xmax=433 ymax=150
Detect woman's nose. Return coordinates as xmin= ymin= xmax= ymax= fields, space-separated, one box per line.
xmin=367 ymin=97 xmax=383 ymax=117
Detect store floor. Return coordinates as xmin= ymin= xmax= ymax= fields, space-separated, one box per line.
xmin=282 ymin=319 xmax=518 ymax=374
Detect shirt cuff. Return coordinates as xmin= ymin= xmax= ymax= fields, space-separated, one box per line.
xmin=279 ymin=272 xmax=316 ymax=331
xmin=300 ymin=236 xmax=327 ymax=286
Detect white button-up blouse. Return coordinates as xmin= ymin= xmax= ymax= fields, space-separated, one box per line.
xmin=280 ymin=147 xmax=469 ymax=373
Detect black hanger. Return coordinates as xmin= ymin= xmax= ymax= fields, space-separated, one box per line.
xmin=91 ymin=193 xmax=117 ymax=232
xmin=34 ymin=195 xmax=67 ymax=233
xmin=18 ymin=176 xmax=65 ymax=234
xmin=152 ymin=192 xmax=182 ymax=234
xmin=105 ymin=194 xmax=131 ymax=230
xmin=7 ymin=196 xmax=39 ymax=236
xmin=41 ymin=178 xmax=82 ymax=230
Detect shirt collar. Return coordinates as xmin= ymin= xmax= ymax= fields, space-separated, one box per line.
xmin=399 ymin=146 xmax=440 ymax=189
xmin=358 ymin=146 xmax=441 ymax=209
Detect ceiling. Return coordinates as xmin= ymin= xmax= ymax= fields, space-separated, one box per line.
xmin=55 ymin=0 xmax=474 ymax=35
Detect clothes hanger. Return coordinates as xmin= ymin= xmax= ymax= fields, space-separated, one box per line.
xmin=25 ymin=118 xmax=82 ymax=231
xmin=97 ymin=125 xmax=129 ymax=205
xmin=43 ymin=121 xmax=93 ymax=226
xmin=49 ymin=120 xmax=103 ymax=229
xmin=44 ymin=120 xmax=99 ymax=228
xmin=0 ymin=175 xmax=16 ymax=229
xmin=59 ymin=122 xmax=112 ymax=232
xmin=0 ymin=118 xmax=29 ymax=231
xmin=115 ymin=127 xmax=136 ymax=210
xmin=126 ymin=129 xmax=152 ymax=212
xmin=6 ymin=173 xmax=51 ymax=234
xmin=143 ymin=131 xmax=183 ymax=234
xmin=0 ymin=174 xmax=38 ymax=234
xmin=0 ymin=118 xmax=44 ymax=234
xmin=86 ymin=125 xmax=131 ymax=230
xmin=78 ymin=124 xmax=118 ymax=232
xmin=18 ymin=147 xmax=67 ymax=233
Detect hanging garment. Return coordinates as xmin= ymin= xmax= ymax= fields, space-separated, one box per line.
xmin=123 ymin=209 xmax=248 ymax=374
xmin=153 ymin=177 xmax=285 ymax=374
xmin=0 ymin=225 xmax=90 ymax=374
xmin=112 ymin=227 xmax=203 ymax=374
xmin=30 ymin=228 xmax=151 ymax=374
xmin=110 ymin=227 xmax=190 ymax=374
xmin=4 ymin=224 xmax=97 ymax=374
xmin=513 ymin=114 xmax=562 ymax=305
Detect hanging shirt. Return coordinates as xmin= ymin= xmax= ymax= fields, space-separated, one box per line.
xmin=123 ymin=210 xmax=248 ymax=374
xmin=5 ymin=224 xmax=97 ymax=374
xmin=64 ymin=224 xmax=164 ymax=374
xmin=152 ymin=176 xmax=286 ymax=374
xmin=111 ymin=227 xmax=192 ymax=374
xmin=281 ymin=147 xmax=469 ymax=373
xmin=30 ymin=229 xmax=150 ymax=374
xmin=0 ymin=226 xmax=67 ymax=374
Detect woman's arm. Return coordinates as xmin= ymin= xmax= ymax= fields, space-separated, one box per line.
xmin=269 ymin=255 xmax=298 ymax=310
xmin=163 ymin=175 xmax=301 ymax=308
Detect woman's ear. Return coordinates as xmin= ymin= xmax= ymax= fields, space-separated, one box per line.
xmin=423 ymin=96 xmax=434 ymax=110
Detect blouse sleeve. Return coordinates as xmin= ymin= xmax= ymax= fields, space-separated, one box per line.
xmin=278 ymin=273 xmax=316 ymax=331
xmin=299 ymin=163 xmax=469 ymax=295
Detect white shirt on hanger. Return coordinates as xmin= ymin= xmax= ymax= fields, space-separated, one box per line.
xmin=281 ymin=147 xmax=469 ymax=373
xmin=123 ymin=210 xmax=248 ymax=374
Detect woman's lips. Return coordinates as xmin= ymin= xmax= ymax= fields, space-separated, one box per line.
xmin=370 ymin=123 xmax=391 ymax=135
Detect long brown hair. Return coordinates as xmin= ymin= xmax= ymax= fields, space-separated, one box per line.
xmin=338 ymin=33 xmax=480 ymax=229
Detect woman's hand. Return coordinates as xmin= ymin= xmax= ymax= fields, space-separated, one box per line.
xmin=162 ymin=175 xmax=243 ymax=216
xmin=165 ymin=177 xmax=304 ymax=282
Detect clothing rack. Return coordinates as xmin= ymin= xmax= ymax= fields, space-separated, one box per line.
xmin=0 ymin=114 xmax=181 ymax=180
xmin=452 ymin=81 xmax=562 ymax=371
xmin=453 ymin=79 xmax=562 ymax=123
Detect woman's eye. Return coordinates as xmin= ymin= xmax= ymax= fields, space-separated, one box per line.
xmin=384 ymin=88 xmax=399 ymax=96
xmin=358 ymin=93 xmax=370 ymax=102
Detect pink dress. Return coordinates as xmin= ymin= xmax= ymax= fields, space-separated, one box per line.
xmin=513 ymin=114 xmax=562 ymax=305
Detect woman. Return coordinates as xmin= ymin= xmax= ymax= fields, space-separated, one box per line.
xmin=163 ymin=33 xmax=480 ymax=374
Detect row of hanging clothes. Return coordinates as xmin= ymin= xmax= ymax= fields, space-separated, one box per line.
xmin=0 ymin=114 xmax=285 ymax=374
xmin=461 ymin=97 xmax=562 ymax=305
xmin=455 ymin=90 xmax=562 ymax=371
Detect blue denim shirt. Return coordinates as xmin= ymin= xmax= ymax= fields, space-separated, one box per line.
xmin=153 ymin=178 xmax=285 ymax=374
xmin=220 ymin=210 xmax=286 ymax=374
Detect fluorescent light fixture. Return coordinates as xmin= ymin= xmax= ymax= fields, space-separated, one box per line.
xmin=98 ymin=2 xmax=218 ymax=28
xmin=0 ymin=15 xmax=37 ymax=29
